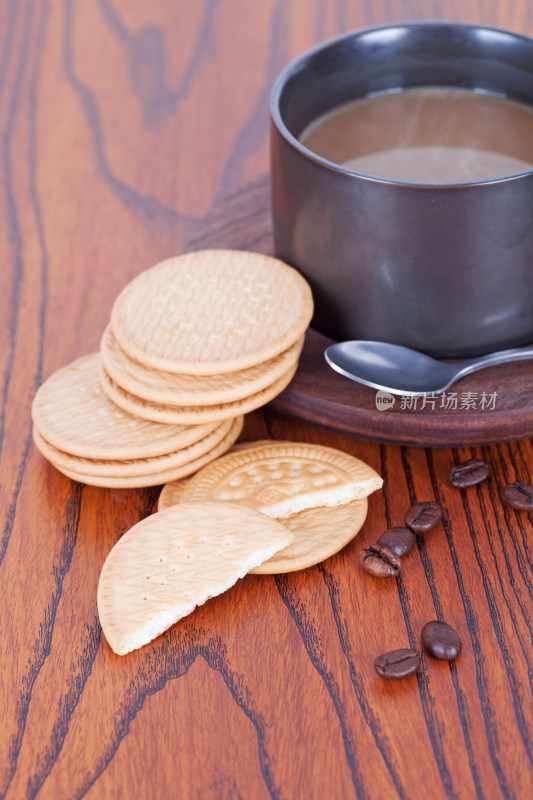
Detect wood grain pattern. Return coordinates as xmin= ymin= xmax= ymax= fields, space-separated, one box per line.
xmin=0 ymin=1 xmax=532 ymax=798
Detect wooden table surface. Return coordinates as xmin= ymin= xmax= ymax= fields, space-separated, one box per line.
xmin=1 ymin=1 xmax=532 ymax=798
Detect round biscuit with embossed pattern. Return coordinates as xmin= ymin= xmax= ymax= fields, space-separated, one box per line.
xmin=110 ymin=250 xmax=313 ymax=375
xmin=97 ymin=501 xmax=294 ymax=655
xmin=99 ymin=361 xmax=298 ymax=424
xmin=32 ymin=417 xmax=237 ymax=478
xmin=157 ymin=440 xmax=289 ymax=511
xmin=31 ymin=354 xmax=219 ymax=460
xmin=179 ymin=442 xmax=383 ymax=519
xmin=43 ymin=417 xmax=244 ymax=488
xmin=160 ymin=475 xmax=368 ymax=573
xmin=100 ymin=324 xmax=304 ymax=406
xmin=249 ymin=498 xmax=368 ymax=574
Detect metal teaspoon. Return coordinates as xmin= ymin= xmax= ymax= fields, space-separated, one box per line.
xmin=325 ymin=340 xmax=533 ymax=396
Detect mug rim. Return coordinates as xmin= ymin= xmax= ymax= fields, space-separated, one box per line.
xmin=270 ymin=21 xmax=533 ymax=190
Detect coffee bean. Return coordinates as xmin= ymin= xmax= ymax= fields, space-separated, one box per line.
xmin=377 ymin=526 xmax=416 ymax=557
xmin=421 ymin=620 xmax=462 ymax=661
xmin=449 ymin=458 xmax=490 ymax=488
xmin=404 ymin=501 xmax=442 ymax=533
xmin=374 ymin=648 xmax=421 ymax=679
xmin=360 ymin=544 xmax=401 ymax=578
xmin=502 ymin=481 xmax=533 ymax=511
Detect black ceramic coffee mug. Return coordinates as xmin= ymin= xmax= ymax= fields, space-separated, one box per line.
xmin=270 ymin=22 xmax=533 ymax=357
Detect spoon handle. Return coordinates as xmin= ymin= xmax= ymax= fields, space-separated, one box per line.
xmin=455 ymin=345 xmax=533 ymax=381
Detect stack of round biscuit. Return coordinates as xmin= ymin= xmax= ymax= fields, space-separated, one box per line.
xmin=99 ymin=250 xmax=311 ymax=425
xmin=31 ymin=250 xmax=313 ymax=487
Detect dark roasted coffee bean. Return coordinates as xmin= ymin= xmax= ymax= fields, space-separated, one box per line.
xmin=449 ymin=458 xmax=490 ymax=488
xmin=360 ymin=544 xmax=401 ymax=577
xmin=404 ymin=501 xmax=442 ymax=533
xmin=377 ymin=526 xmax=416 ymax=557
xmin=502 ymin=481 xmax=533 ymax=511
xmin=421 ymin=620 xmax=462 ymax=661
xmin=374 ymin=648 xmax=421 ymax=679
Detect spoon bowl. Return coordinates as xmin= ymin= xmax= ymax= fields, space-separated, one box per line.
xmin=325 ymin=341 xmax=533 ymax=396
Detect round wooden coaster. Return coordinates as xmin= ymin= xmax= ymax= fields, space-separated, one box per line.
xmin=188 ymin=175 xmax=533 ymax=446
